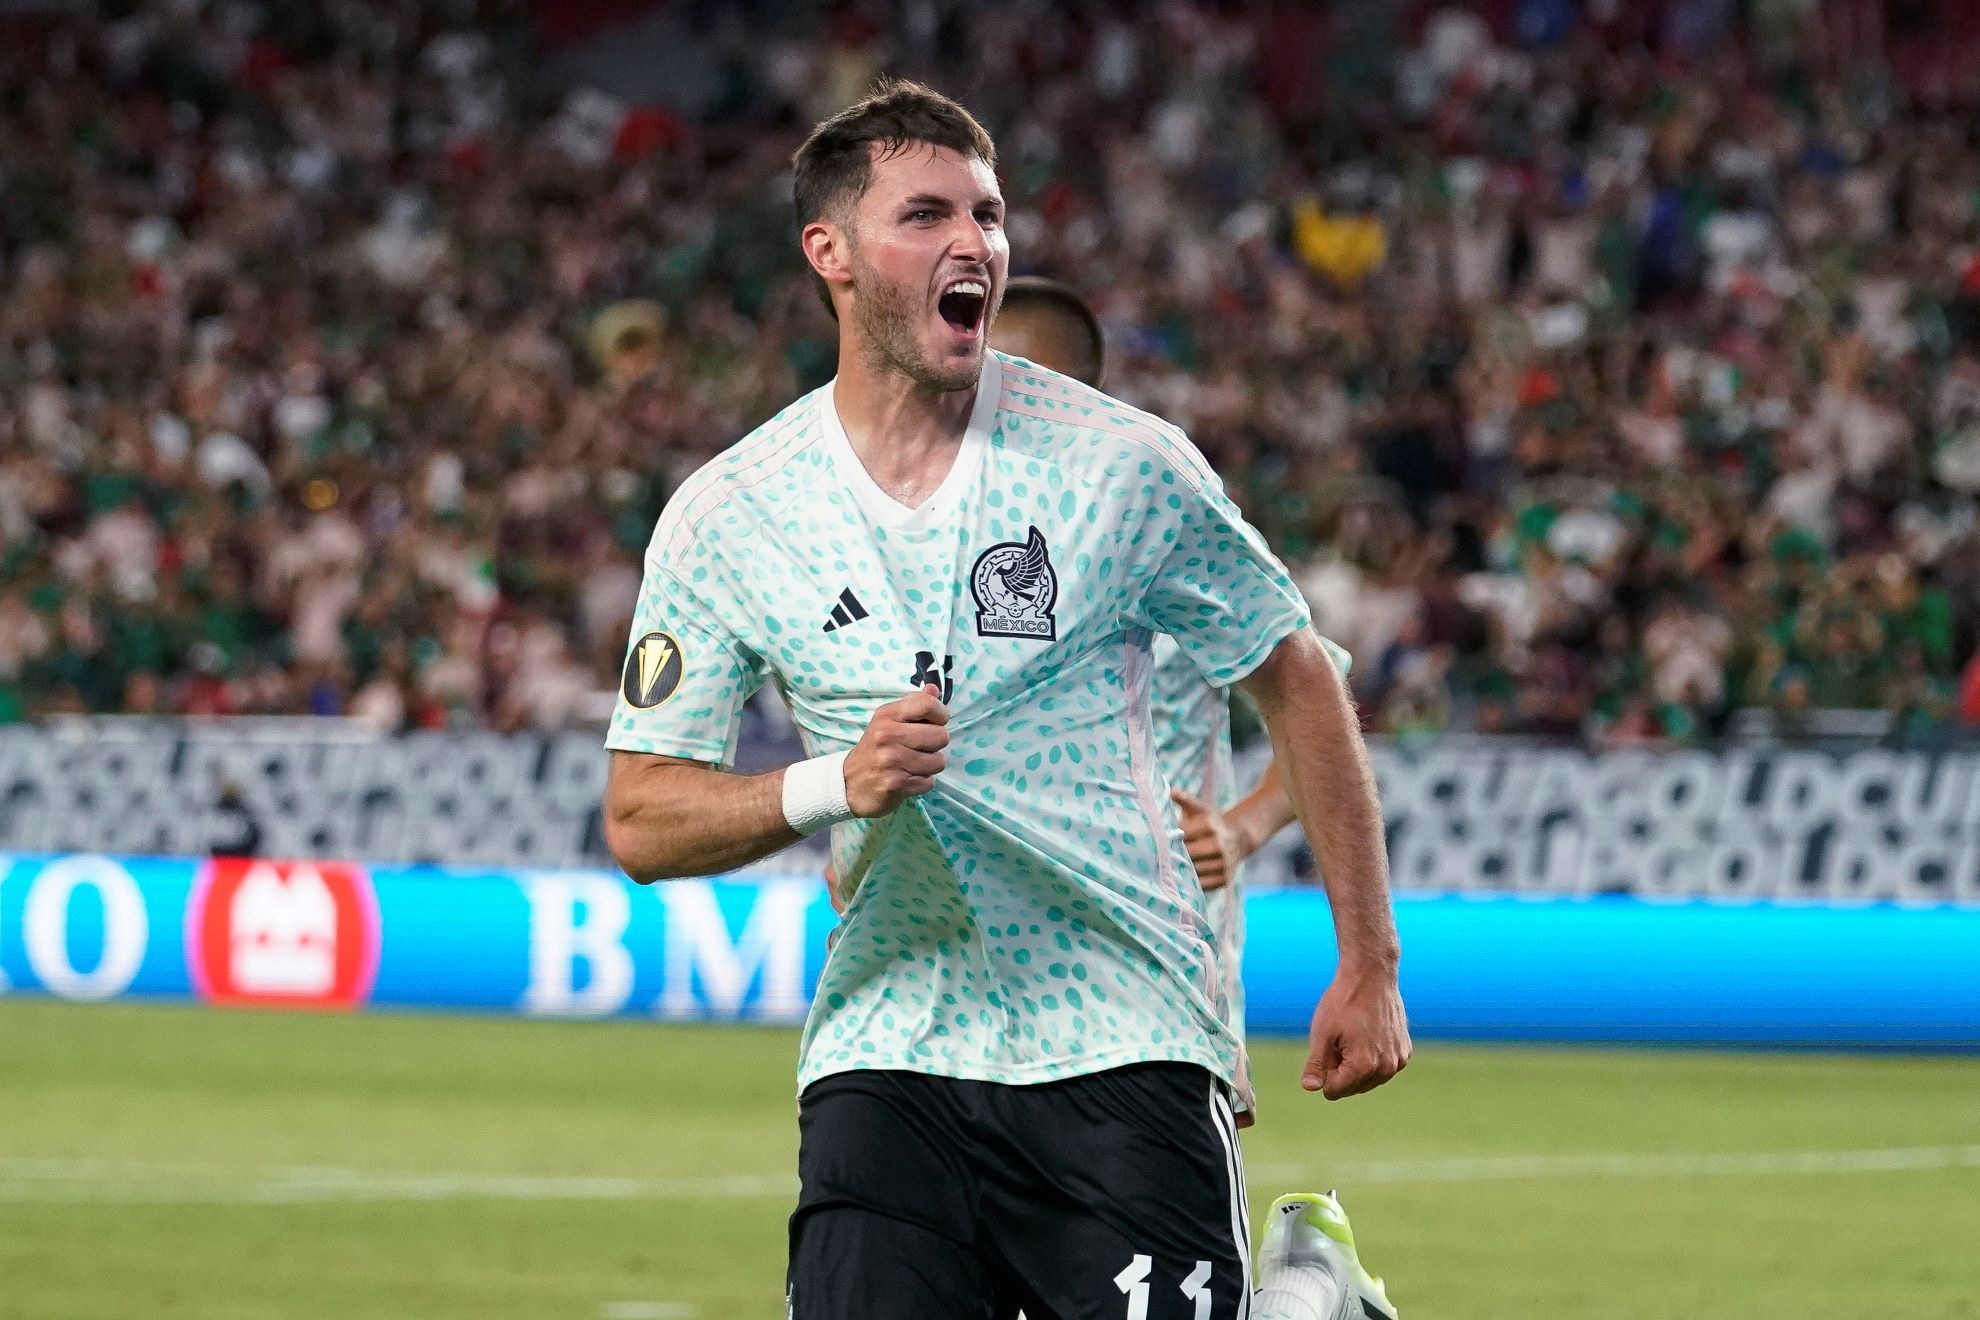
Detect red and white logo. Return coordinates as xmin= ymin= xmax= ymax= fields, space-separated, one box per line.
xmin=187 ymin=859 xmax=380 ymax=1008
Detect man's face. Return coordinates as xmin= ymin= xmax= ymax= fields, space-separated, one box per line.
xmin=839 ymin=143 xmax=1007 ymax=392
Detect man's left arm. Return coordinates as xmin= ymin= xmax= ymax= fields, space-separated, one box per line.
xmin=1237 ymin=628 xmax=1410 ymax=1099
xmin=1122 ymin=432 xmax=1406 ymax=1097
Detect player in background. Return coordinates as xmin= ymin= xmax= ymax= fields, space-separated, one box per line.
xmin=605 ymin=81 xmax=1407 ymax=1319
xmin=991 ymin=278 xmax=1396 ymax=1320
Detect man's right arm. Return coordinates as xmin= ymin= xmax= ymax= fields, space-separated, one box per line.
xmin=605 ymin=754 xmax=797 ymax=883
xmin=605 ymin=687 xmax=950 ymax=883
xmin=603 ymin=541 xmax=805 ymax=881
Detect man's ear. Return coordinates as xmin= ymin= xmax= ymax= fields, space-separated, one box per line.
xmin=801 ymin=219 xmax=854 ymax=298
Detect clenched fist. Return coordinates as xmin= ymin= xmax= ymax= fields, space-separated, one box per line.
xmin=1303 ymin=964 xmax=1411 ymax=1100
xmin=844 ymin=685 xmax=949 ymax=817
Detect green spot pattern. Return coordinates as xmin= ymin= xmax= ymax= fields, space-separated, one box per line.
xmin=606 ymin=354 xmax=1312 ymax=1092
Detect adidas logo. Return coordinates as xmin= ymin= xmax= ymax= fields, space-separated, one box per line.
xmin=821 ymin=588 xmax=869 ymax=633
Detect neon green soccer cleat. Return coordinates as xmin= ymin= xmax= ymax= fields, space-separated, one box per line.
xmin=1251 ymin=1191 xmax=1397 ymax=1320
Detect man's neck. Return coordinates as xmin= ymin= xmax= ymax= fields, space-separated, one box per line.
xmin=833 ymin=348 xmax=980 ymax=508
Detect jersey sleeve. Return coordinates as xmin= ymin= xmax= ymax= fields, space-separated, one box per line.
xmin=604 ymin=553 xmax=764 ymax=767
xmin=1125 ymin=435 xmax=1315 ymax=688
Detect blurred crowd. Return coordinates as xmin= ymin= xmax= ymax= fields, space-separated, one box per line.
xmin=4 ymin=0 xmax=1980 ymax=745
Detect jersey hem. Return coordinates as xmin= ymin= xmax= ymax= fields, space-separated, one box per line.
xmin=601 ymin=733 xmax=732 ymax=764
xmin=795 ymin=1042 xmax=1238 ymax=1096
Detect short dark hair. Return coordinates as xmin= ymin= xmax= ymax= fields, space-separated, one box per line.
xmin=996 ymin=277 xmax=1106 ymax=388
xmin=792 ymin=80 xmax=996 ymax=317
xmin=793 ymin=79 xmax=996 ymax=228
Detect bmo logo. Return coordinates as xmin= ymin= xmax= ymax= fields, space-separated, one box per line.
xmin=188 ymin=860 xmax=380 ymax=1008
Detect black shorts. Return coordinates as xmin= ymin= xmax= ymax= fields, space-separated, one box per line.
xmin=787 ymin=1063 xmax=1252 ymax=1319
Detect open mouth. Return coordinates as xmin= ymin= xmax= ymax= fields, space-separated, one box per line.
xmin=937 ymin=279 xmax=988 ymax=337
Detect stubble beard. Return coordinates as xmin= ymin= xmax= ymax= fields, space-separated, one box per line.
xmin=849 ymin=254 xmax=979 ymax=394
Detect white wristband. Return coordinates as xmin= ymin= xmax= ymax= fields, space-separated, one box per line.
xmin=782 ymin=751 xmax=854 ymax=836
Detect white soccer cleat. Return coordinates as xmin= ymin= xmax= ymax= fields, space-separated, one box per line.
xmin=1251 ymin=1190 xmax=1397 ymax=1320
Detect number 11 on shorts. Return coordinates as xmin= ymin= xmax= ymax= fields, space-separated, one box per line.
xmin=1115 ymin=1255 xmax=1213 ymax=1319
xmin=1181 ymin=1260 xmax=1213 ymax=1319
xmin=1115 ymin=1256 xmax=1152 ymax=1320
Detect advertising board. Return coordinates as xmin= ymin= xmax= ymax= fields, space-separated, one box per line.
xmin=4 ymin=854 xmax=1975 ymax=1047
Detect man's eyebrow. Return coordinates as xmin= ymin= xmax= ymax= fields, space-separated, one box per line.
xmin=898 ymin=193 xmax=1004 ymax=211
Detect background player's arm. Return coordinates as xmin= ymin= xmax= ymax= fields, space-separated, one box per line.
xmin=1238 ymin=629 xmax=1411 ymax=1099
xmin=1172 ymin=759 xmax=1296 ymax=889
xmin=1225 ymin=634 xmax=1349 ymax=861
xmin=606 ymin=687 xmax=950 ymax=883
xmin=1224 ymin=758 xmax=1296 ymax=860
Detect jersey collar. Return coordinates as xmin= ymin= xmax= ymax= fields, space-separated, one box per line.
xmin=819 ymin=353 xmax=999 ymax=531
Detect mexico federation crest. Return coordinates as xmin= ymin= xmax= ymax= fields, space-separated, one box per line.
xmin=971 ymin=525 xmax=1058 ymax=640
xmin=622 ymin=629 xmax=684 ymax=709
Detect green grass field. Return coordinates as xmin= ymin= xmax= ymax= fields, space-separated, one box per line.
xmin=1 ymin=999 xmax=1976 ymax=1319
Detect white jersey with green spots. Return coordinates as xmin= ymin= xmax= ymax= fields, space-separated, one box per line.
xmin=1147 ymin=633 xmax=1250 ymax=1107
xmin=1149 ymin=633 xmax=1349 ymax=1074
xmin=607 ymin=352 xmax=1311 ymax=1092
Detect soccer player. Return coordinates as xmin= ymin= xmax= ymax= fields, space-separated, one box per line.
xmin=604 ymin=81 xmax=1408 ymax=1320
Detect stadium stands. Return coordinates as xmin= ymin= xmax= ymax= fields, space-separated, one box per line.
xmin=2 ymin=0 xmax=1978 ymax=748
